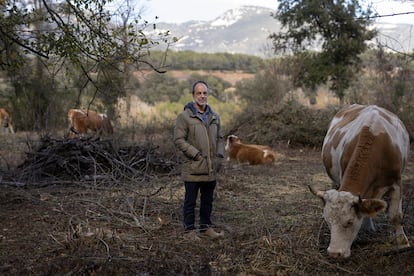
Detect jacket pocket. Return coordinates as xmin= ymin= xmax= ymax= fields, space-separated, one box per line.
xmin=190 ymin=158 xmax=209 ymax=175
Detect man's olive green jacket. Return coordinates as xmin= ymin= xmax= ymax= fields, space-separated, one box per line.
xmin=174 ymin=102 xmax=225 ymax=182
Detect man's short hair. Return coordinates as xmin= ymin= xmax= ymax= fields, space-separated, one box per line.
xmin=191 ymin=80 xmax=209 ymax=95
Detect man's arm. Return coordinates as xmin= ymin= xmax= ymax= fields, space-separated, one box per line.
xmin=174 ymin=113 xmax=200 ymax=159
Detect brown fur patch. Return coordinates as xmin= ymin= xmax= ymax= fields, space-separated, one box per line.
xmin=226 ymin=136 xmax=276 ymax=165
xmin=68 ymin=109 xmax=114 ymax=138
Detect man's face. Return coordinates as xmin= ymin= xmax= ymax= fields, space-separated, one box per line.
xmin=193 ymin=83 xmax=209 ymax=109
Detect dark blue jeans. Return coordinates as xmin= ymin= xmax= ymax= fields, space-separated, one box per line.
xmin=183 ymin=180 xmax=216 ymax=231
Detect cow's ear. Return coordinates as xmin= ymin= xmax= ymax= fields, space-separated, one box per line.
xmin=355 ymin=198 xmax=387 ymax=217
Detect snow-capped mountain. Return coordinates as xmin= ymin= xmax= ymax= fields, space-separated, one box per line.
xmin=150 ymin=6 xmax=413 ymax=57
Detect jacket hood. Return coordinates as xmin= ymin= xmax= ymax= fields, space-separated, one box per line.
xmin=184 ymin=102 xmax=212 ymax=115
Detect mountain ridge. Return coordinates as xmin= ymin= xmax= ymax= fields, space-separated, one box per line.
xmin=149 ymin=6 xmax=413 ymax=57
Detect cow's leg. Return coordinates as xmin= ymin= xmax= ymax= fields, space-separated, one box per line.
xmin=97 ymin=127 xmax=103 ymax=137
xmin=388 ymin=183 xmax=410 ymax=248
xmin=72 ymin=123 xmax=87 ymax=138
xmin=8 ymin=123 xmax=14 ymax=134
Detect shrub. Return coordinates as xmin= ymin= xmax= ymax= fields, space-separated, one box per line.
xmin=226 ymin=100 xmax=338 ymax=148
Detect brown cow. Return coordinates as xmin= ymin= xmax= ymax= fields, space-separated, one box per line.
xmin=310 ymin=104 xmax=410 ymax=258
xmin=225 ymin=135 xmax=276 ymax=165
xmin=68 ymin=109 xmax=113 ymax=138
xmin=0 ymin=108 xmax=15 ymax=134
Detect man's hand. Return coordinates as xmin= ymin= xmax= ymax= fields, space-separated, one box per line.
xmin=194 ymin=152 xmax=203 ymax=161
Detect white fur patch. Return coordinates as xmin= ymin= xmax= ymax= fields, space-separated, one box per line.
xmin=323 ymin=104 xmax=409 ymax=179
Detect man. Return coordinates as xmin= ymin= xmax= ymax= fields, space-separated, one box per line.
xmin=174 ymin=80 xmax=225 ymax=240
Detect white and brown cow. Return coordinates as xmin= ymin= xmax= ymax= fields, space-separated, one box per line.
xmin=310 ymin=104 xmax=410 ymax=258
xmin=0 ymin=108 xmax=15 ymax=134
xmin=68 ymin=109 xmax=113 ymax=138
xmin=225 ymin=135 xmax=276 ymax=165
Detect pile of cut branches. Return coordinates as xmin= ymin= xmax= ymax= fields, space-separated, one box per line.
xmin=7 ymin=136 xmax=177 ymax=185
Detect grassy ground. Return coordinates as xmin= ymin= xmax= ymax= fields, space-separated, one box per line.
xmin=1 ymin=133 xmax=414 ymax=275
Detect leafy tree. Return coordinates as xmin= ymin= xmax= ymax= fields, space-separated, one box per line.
xmin=146 ymin=50 xmax=264 ymax=72
xmin=187 ymin=73 xmax=232 ymax=102
xmin=270 ymin=0 xmax=377 ymax=101
xmin=139 ymin=73 xmax=183 ymax=104
xmin=138 ymin=72 xmax=232 ymax=104
xmin=1 ymin=0 xmax=171 ymax=72
xmin=235 ymin=58 xmax=294 ymax=106
xmin=0 ymin=0 xmax=173 ymax=130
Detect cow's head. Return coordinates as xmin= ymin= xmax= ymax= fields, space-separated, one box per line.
xmin=1 ymin=111 xmax=10 ymax=128
xmin=225 ymin=135 xmax=241 ymax=151
xmin=309 ymin=186 xmax=387 ymax=258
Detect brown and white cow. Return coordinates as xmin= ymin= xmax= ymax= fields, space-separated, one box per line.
xmin=68 ymin=109 xmax=113 ymax=138
xmin=0 ymin=108 xmax=15 ymax=134
xmin=225 ymin=135 xmax=276 ymax=165
xmin=310 ymin=104 xmax=410 ymax=258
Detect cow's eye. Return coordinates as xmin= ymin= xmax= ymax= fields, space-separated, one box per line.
xmin=343 ymin=220 xmax=353 ymax=228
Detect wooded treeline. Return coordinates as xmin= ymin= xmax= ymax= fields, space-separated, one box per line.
xmin=1 ymin=48 xmax=414 ymax=142
xmin=146 ymin=51 xmax=264 ymax=73
xmin=1 ymin=0 xmax=414 ymax=147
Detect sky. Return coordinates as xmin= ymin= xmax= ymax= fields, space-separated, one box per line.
xmin=140 ymin=0 xmax=414 ymax=25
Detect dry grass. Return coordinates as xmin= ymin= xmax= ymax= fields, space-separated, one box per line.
xmin=1 ymin=134 xmax=414 ymax=275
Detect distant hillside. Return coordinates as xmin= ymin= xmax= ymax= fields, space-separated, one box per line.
xmin=149 ymin=5 xmax=413 ymax=57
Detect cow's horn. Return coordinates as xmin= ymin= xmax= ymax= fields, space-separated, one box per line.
xmin=308 ymin=184 xmax=325 ymax=198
